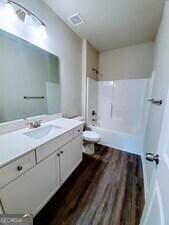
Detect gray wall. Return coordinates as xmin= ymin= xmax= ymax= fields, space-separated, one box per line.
xmin=99 ymin=42 xmax=154 ymax=81
xmin=86 ymin=41 xmax=99 ymax=80
xmin=0 ymin=0 xmax=82 ymax=118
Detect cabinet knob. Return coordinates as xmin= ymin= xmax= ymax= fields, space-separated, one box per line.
xmin=60 ymin=151 xmax=64 ymax=154
xmin=57 ymin=153 xmax=60 ymax=157
xmin=17 ymin=165 xmax=23 ymax=171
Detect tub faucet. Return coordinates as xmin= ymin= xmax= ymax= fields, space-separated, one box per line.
xmin=92 ymin=110 xmax=97 ymax=121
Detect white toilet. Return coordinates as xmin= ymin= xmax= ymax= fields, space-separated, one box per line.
xmin=73 ymin=116 xmax=101 ymax=155
xmin=83 ymin=130 xmax=101 ymax=154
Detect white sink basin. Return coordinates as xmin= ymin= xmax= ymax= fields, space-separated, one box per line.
xmin=24 ymin=125 xmax=62 ymax=139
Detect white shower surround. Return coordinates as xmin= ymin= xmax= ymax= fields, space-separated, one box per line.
xmin=87 ymin=78 xmax=150 ymax=155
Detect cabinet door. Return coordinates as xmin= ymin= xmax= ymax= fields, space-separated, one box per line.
xmin=60 ymin=136 xmax=82 ymax=185
xmin=0 ymin=153 xmax=60 ymax=216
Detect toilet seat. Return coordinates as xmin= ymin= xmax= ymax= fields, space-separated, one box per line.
xmin=83 ymin=131 xmax=101 ymax=143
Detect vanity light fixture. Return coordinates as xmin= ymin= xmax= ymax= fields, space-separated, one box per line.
xmin=3 ymin=2 xmax=15 ymax=17
xmin=0 ymin=0 xmax=16 ymax=19
xmin=0 ymin=0 xmax=47 ymax=39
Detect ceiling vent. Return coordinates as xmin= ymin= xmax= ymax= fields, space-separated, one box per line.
xmin=69 ymin=13 xmax=84 ymax=26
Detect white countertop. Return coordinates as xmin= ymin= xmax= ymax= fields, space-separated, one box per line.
xmin=0 ymin=118 xmax=84 ymax=168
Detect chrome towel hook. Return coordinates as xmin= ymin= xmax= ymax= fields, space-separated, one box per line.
xmin=147 ymin=98 xmax=162 ymax=105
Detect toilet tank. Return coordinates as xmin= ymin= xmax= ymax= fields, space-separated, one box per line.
xmin=72 ymin=116 xmax=85 ymax=130
xmin=72 ymin=116 xmax=85 ymax=122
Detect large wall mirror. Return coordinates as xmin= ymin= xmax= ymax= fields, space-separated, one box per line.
xmin=0 ymin=29 xmax=60 ymax=123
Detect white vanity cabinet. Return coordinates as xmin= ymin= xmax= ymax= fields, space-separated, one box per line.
xmin=0 ymin=153 xmax=60 ymax=215
xmin=0 ymin=123 xmax=83 ymax=216
xmin=60 ymin=136 xmax=82 ymax=185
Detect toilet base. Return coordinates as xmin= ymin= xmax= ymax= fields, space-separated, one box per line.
xmin=83 ymin=142 xmax=95 ymax=155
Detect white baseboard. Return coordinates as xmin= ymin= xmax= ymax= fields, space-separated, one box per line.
xmin=141 ymin=153 xmax=148 ymax=200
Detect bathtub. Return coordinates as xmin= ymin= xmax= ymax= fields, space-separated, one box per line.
xmin=89 ymin=125 xmax=143 ymax=155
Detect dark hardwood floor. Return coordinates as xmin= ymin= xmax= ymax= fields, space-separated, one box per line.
xmin=34 ymin=144 xmax=144 ymax=225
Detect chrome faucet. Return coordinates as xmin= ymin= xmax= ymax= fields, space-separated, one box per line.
xmin=27 ymin=120 xmax=42 ymax=129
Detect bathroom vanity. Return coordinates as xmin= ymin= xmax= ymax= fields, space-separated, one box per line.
xmin=0 ymin=118 xmax=84 ymax=216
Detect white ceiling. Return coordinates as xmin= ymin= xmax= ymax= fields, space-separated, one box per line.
xmin=43 ymin=0 xmax=165 ymax=52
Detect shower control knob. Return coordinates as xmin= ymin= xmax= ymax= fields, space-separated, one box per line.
xmin=17 ymin=165 xmax=23 ymax=171
xmin=146 ymin=153 xmax=159 ymax=165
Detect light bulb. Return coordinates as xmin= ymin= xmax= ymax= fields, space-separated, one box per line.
xmin=38 ymin=24 xmax=47 ymax=39
xmin=0 ymin=2 xmax=18 ymax=29
xmin=3 ymin=3 xmax=16 ymax=20
xmin=30 ymin=23 xmax=47 ymax=44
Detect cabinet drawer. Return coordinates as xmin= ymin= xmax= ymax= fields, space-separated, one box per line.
xmin=74 ymin=125 xmax=83 ymax=137
xmin=36 ymin=130 xmax=74 ymax=162
xmin=0 ymin=151 xmax=36 ymax=189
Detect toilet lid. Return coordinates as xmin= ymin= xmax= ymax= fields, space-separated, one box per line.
xmin=83 ymin=131 xmax=101 ymax=142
